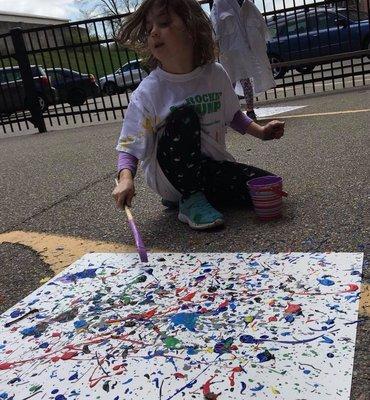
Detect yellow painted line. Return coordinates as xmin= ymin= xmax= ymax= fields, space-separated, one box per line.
xmin=0 ymin=230 xmax=162 ymax=275
xmin=359 ymin=283 xmax=370 ymax=317
xmin=1 ymin=230 xmax=368 ymax=317
xmin=273 ymin=108 xmax=370 ymax=119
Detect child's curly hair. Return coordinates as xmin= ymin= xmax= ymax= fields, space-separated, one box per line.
xmin=117 ymin=0 xmax=216 ymax=70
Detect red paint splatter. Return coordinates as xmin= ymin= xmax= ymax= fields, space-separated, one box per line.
xmin=52 ymin=332 xmax=61 ymax=337
xmin=181 ymin=292 xmax=196 ymax=302
xmin=218 ymin=299 xmax=229 ymax=309
xmin=176 ymin=287 xmax=186 ymax=295
xmin=285 ymin=303 xmax=302 ymax=314
xmin=202 ymin=374 xmax=217 ymax=395
xmin=228 ymin=366 xmax=243 ymax=386
xmin=61 ymin=351 xmax=79 ymax=360
xmin=143 ymin=308 xmax=157 ymax=319
xmin=268 ymin=315 xmax=278 ymax=322
xmin=51 ymin=356 xmax=60 ymax=362
xmin=346 ymin=284 xmax=358 ymax=292
xmin=174 ymin=372 xmax=186 ymax=378
xmin=0 ymin=362 xmax=12 ymax=370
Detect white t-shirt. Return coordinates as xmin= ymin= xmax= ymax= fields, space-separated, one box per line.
xmin=116 ymin=62 xmax=241 ymax=201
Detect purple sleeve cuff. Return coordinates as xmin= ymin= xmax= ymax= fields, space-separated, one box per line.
xmin=229 ymin=110 xmax=253 ymax=134
xmin=117 ymin=151 xmax=138 ymax=177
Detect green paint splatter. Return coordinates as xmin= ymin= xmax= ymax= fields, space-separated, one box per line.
xmin=121 ymin=295 xmax=131 ymax=305
xmin=164 ymin=336 xmax=181 ymax=349
xmin=30 ymin=384 xmax=42 ymax=392
xmin=135 ymin=275 xmax=147 ymax=283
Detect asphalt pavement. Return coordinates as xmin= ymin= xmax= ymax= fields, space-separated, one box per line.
xmin=0 ymin=87 xmax=369 ymax=399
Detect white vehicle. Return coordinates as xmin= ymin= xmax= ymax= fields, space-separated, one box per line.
xmin=99 ymin=60 xmax=148 ymax=95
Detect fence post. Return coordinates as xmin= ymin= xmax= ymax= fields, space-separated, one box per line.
xmin=10 ymin=27 xmax=46 ymax=133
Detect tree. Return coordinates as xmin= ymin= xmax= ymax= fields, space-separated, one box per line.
xmin=76 ymin=0 xmax=141 ymax=19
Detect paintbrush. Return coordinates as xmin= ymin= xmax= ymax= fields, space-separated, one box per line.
xmin=115 ymin=179 xmax=148 ymax=263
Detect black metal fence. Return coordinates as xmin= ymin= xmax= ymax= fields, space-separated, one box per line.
xmin=0 ymin=0 xmax=369 ymax=134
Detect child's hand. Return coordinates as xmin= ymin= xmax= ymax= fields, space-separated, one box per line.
xmin=112 ymin=176 xmax=135 ymax=208
xmin=261 ymin=120 xmax=285 ymax=140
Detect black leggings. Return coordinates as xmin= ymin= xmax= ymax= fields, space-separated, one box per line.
xmin=157 ymin=105 xmax=272 ymax=206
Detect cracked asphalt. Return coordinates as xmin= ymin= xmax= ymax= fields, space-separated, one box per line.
xmin=0 ymin=87 xmax=369 ymax=398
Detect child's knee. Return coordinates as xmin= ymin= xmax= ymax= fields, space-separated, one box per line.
xmin=166 ymin=104 xmax=200 ymax=132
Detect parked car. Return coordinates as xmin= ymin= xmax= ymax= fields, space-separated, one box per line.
xmin=267 ymin=8 xmax=370 ymax=78
xmin=99 ymin=60 xmax=149 ymax=95
xmin=0 ymin=65 xmax=57 ymax=116
xmin=46 ymin=68 xmax=100 ymax=106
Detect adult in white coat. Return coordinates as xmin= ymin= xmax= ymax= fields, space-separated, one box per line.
xmin=211 ymin=0 xmax=276 ymax=120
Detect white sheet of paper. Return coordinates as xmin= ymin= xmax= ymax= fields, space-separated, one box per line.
xmin=0 ymin=252 xmax=363 ymax=399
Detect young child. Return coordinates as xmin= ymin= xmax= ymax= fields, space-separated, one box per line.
xmin=112 ymin=0 xmax=284 ymax=230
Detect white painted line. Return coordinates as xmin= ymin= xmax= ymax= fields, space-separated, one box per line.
xmin=244 ymin=105 xmax=307 ymax=118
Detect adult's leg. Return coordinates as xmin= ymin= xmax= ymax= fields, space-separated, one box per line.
xmin=240 ymin=78 xmax=254 ymax=111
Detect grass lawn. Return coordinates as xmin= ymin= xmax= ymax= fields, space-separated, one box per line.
xmin=4 ymin=45 xmax=137 ymax=79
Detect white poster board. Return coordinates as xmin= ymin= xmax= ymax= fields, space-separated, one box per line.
xmin=0 ymin=252 xmax=363 ymax=399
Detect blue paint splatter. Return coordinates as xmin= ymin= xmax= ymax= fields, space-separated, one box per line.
xmin=240 ymin=381 xmax=247 ymax=394
xmin=285 ymin=314 xmax=295 ymax=323
xmin=62 ymin=268 xmax=97 ymax=282
xmin=214 ymin=338 xmax=234 ymax=354
xmin=10 ymin=310 xmax=22 ymax=318
xmin=321 ymin=336 xmax=334 ymax=344
xmin=74 ymin=320 xmax=88 ymax=329
xmin=250 ymin=383 xmax=264 ymax=392
xmin=240 ymin=335 xmax=258 ymax=344
xmin=317 ymin=277 xmax=335 ymax=286
xmin=187 ymin=346 xmax=198 ymax=355
xmin=20 ymin=326 xmax=43 ymax=338
xmin=257 ymin=350 xmax=275 ymax=362
xmin=170 ymin=312 xmax=198 ymax=332
xmin=69 ymin=372 xmax=78 ymax=381
xmin=152 ymin=378 xmax=160 ymax=388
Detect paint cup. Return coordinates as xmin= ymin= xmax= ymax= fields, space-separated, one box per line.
xmin=247 ymin=176 xmax=287 ymax=221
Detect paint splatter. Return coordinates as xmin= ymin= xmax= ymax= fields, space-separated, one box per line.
xmin=0 ymin=252 xmax=362 ymax=399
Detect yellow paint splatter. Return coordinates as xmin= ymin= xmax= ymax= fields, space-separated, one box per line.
xmin=270 ymin=386 xmax=280 ymax=394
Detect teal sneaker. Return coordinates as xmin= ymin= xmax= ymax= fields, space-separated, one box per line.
xmin=178 ymin=192 xmax=224 ymax=230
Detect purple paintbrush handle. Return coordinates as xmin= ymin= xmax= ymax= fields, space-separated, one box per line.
xmin=128 ymin=219 xmax=148 ymax=262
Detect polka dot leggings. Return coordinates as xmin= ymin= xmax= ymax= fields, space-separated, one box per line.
xmin=157 ymin=105 xmax=272 ymax=206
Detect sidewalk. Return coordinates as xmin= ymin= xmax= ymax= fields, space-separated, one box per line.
xmin=0 ymin=88 xmax=369 ymax=398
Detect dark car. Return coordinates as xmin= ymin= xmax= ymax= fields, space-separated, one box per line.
xmin=267 ymin=8 xmax=370 ymax=78
xmin=46 ymin=68 xmax=100 ymax=106
xmin=0 ymin=65 xmax=57 ymax=116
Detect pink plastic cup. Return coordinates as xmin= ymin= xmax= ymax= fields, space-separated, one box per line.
xmin=247 ymin=176 xmax=288 ymax=221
